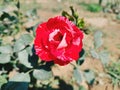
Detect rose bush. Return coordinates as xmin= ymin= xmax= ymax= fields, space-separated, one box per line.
xmin=34 ymin=16 xmax=83 ymax=65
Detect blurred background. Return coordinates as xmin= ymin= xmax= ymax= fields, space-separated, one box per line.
xmin=0 ymin=0 xmax=120 ymax=90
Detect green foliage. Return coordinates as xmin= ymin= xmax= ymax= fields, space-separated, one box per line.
xmin=2 ymin=82 xmax=29 ymax=90
xmin=0 ymin=45 xmax=12 ymax=64
xmin=0 ymin=6 xmax=20 ymax=36
xmin=18 ymin=49 xmax=32 ymax=68
xmin=9 ymin=73 xmax=30 ymax=82
xmin=0 ymin=39 xmax=2 ymax=45
xmin=0 ymin=1 xmax=39 ymax=90
xmin=0 ymin=75 xmax=7 ymax=88
xmin=2 ymin=73 xmax=30 ymax=90
xmin=80 ymin=3 xmax=102 ymax=12
xmin=13 ymin=34 xmax=33 ymax=52
xmin=33 ymin=69 xmax=53 ymax=80
xmin=73 ymin=67 xmax=82 ymax=84
xmin=0 ymin=54 xmax=10 ymax=64
xmin=77 ymin=49 xmax=86 ymax=65
xmin=99 ymin=0 xmax=103 ymax=5
xmin=103 ymin=0 xmax=120 ymax=15
xmin=77 ymin=18 xmax=85 ymax=29
xmin=106 ymin=60 xmax=120 ymax=85
xmin=87 ymin=4 xmax=102 ymax=12
xmin=116 ymin=14 xmax=120 ymax=20
xmin=84 ymin=70 xmax=95 ymax=85
xmin=73 ymin=68 xmax=95 ymax=86
xmin=0 ymin=0 xmax=38 ymax=38
xmin=90 ymin=30 xmax=110 ymax=66
xmin=62 ymin=6 xmax=91 ymax=34
xmin=79 ymin=85 xmax=86 ymax=90
xmin=90 ymin=49 xmax=109 ymax=65
xmin=99 ymin=51 xmax=109 ymax=65
xmin=0 ymin=45 xmax=12 ymax=54
xmin=20 ymin=34 xmax=33 ymax=46
xmin=90 ymin=48 xmax=99 ymax=59
xmin=94 ymin=30 xmax=103 ymax=49
xmin=13 ymin=38 xmax=26 ymax=52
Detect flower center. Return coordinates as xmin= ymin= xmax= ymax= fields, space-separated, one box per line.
xmin=53 ymin=32 xmax=63 ymax=41
xmin=49 ymin=29 xmax=63 ymax=42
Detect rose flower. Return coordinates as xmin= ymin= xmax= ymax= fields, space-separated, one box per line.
xmin=34 ymin=16 xmax=83 ymax=65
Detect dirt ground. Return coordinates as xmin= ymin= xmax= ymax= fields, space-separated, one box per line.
xmin=21 ymin=0 xmax=120 ymax=90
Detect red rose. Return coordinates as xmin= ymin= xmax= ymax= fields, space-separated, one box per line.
xmin=34 ymin=16 xmax=83 ymax=65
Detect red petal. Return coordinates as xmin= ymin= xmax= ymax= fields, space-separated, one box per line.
xmin=57 ymin=33 xmax=67 ymax=49
xmin=34 ymin=23 xmax=55 ymax=61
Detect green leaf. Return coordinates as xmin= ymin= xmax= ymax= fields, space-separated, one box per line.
xmin=26 ymin=46 xmax=32 ymax=56
xmin=116 ymin=14 xmax=120 ymax=20
xmin=99 ymin=51 xmax=109 ymax=65
xmin=0 ymin=54 xmax=10 ymax=64
xmin=33 ymin=69 xmax=53 ymax=80
xmin=18 ymin=49 xmax=32 ymax=68
xmin=79 ymin=85 xmax=86 ymax=90
xmin=33 ymin=23 xmax=39 ymax=37
xmin=77 ymin=49 xmax=86 ymax=65
xmin=73 ymin=68 xmax=82 ymax=84
xmin=94 ymin=30 xmax=103 ymax=49
xmin=13 ymin=34 xmax=33 ymax=52
xmin=2 ymin=82 xmax=29 ymax=90
xmin=99 ymin=0 xmax=103 ymax=5
xmin=77 ymin=18 xmax=85 ymax=29
xmin=9 ymin=73 xmax=30 ymax=82
xmin=16 ymin=0 xmax=20 ymax=9
xmin=13 ymin=38 xmax=25 ymax=52
xmin=90 ymin=48 xmax=99 ymax=59
xmin=26 ymin=8 xmax=37 ymax=17
xmin=0 ymin=12 xmax=10 ymax=21
xmin=0 ymin=39 xmax=2 ymax=45
xmin=84 ymin=70 xmax=95 ymax=85
xmin=20 ymin=34 xmax=33 ymax=46
xmin=0 ymin=45 xmax=12 ymax=54
xmin=0 ymin=75 xmax=7 ymax=88
xmin=87 ymin=4 xmax=102 ymax=12
xmin=0 ymin=24 xmax=6 ymax=31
